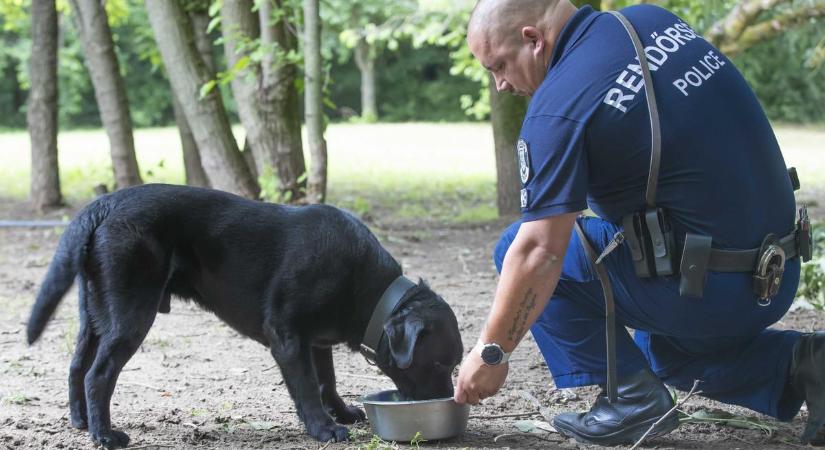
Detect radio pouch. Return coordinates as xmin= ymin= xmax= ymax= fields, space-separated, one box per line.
xmin=679 ymin=233 xmax=712 ymax=298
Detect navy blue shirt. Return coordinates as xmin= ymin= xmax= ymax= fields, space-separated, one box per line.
xmin=518 ymin=5 xmax=795 ymax=249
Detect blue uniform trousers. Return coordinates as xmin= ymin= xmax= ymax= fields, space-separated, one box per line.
xmin=493 ymin=216 xmax=804 ymax=420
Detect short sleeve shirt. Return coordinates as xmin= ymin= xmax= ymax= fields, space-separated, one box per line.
xmin=517 ymin=5 xmax=795 ymax=249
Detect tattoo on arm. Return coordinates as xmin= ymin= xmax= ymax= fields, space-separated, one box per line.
xmin=506 ymin=288 xmax=537 ymax=344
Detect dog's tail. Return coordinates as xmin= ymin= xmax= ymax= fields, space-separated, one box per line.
xmin=26 ymin=199 xmax=111 ymax=345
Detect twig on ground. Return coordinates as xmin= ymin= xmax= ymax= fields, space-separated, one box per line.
xmin=630 ymin=379 xmax=701 ymax=450
xmin=338 ymin=372 xmax=385 ymax=382
xmin=317 ymin=440 xmax=333 ymax=450
xmin=515 ymin=390 xmax=553 ymax=422
xmin=123 ymin=445 xmax=174 ymax=450
xmin=469 ymin=411 xmax=540 ymax=420
xmin=118 ymin=382 xmax=165 ymax=392
xmin=262 ymin=364 xmax=278 ymax=372
xmin=457 ymin=251 xmax=470 ymax=275
xmin=493 ymin=432 xmax=560 ymax=443
xmin=728 ymin=434 xmax=758 ymax=446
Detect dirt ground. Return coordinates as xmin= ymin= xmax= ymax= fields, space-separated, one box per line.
xmin=1 ymin=197 xmax=824 ymax=450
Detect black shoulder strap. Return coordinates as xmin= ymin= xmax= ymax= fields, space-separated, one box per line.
xmin=608 ymin=11 xmax=662 ymax=208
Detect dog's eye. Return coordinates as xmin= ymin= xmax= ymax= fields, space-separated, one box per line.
xmin=434 ymin=362 xmax=445 ymax=372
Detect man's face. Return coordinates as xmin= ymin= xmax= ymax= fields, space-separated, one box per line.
xmin=468 ymin=29 xmax=547 ymax=97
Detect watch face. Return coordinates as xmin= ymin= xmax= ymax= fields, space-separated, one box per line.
xmin=481 ymin=344 xmax=503 ymax=365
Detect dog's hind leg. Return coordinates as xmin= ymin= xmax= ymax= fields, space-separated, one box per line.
xmin=83 ymin=276 xmax=165 ymax=449
xmin=312 ymin=347 xmax=365 ymax=424
xmin=265 ymin=324 xmax=349 ymax=442
xmin=68 ymin=278 xmax=99 ymax=430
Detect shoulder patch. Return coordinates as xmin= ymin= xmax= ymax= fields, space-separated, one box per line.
xmin=517 ymin=139 xmax=531 ymax=184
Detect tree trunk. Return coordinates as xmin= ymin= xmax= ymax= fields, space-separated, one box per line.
xmin=28 ymin=0 xmax=62 ymax=210
xmin=145 ymin=0 xmax=259 ymax=198
xmin=489 ymin=76 xmax=527 ymax=218
xmin=354 ymin=37 xmax=378 ymax=121
xmin=70 ymin=0 xmax=142 ymax=189
xmin=222 ymin=0 xmax=307 ymax=203
xmin=170 ymin=7 xmax=213 ymax=188
xmin=190 ymin=11 xmax=216 ymax=74
xmin=303 ymin=0 xmax=327 ymax=204
xmin=260 ymin=0 xmax=308 ymax=203
xmin=171 ymin=94 xmax=209 ymax=187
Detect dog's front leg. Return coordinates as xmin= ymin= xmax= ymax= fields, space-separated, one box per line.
xmin=266 ymin=326 xmax=349 ymax=442
xmin=312 ymin=347 xmax=366 ymax=424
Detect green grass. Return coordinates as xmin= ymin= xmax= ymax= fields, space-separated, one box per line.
xmin=1 ymin=123 xmax=498 ymax=223
xmin=1 ymin=123 xmax=823 ymax=224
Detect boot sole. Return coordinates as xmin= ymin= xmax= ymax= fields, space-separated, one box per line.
xmin=554 ymin=412 xmax=680 ymax=446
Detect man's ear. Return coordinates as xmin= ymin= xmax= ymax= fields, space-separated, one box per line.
xmin=384 ymin=315 xmax=426 ymax=370
xmin=522 ymin=26 xmax=545 ymax=56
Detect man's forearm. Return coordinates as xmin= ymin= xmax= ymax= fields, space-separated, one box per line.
xmin=480 ymin=214 xmax=575 ymax=352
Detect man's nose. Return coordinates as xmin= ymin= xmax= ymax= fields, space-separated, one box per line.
xmin=493 ymin=75 xmax=511 ymax=93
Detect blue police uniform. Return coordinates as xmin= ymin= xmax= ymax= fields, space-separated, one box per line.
xmin=494 ymin=4 xmax=803 ymax=420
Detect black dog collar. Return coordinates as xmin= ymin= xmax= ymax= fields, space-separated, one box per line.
xmin=360 ymin=276 xmax=417 ymax=363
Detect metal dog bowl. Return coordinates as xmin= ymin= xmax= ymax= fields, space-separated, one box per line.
xmin=360 ymin=390 xmax=469 ymax=442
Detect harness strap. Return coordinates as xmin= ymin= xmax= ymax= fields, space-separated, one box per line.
xmin=575 ymin=220 xmax=618 ymax=404
xmin=608 ymin=10 xmax=662 ymax=209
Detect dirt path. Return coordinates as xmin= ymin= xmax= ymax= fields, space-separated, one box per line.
xmin=1 ymin=201 xmax=822 ymax=449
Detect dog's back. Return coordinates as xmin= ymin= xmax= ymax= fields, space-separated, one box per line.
xmin=29 ymin=183 xmax=397 ymax=343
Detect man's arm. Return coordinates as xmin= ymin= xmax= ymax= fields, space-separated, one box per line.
xmin=482 ymin=212 xmax=576 ymax=350
xmin=455 ymin=212 xmax=578 ymax=404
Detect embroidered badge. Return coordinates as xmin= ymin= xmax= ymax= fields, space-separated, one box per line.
xmin=520 ymin=188 xmax=529 ymax=208
xmin=517 ymin=138 xmax=531 ymax=184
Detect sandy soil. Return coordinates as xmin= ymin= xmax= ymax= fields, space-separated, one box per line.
xmin=1 ymin=198 xmax=823 ymax=450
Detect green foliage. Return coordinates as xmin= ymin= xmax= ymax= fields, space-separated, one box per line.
xmin=328 ymin=41 xmax=479 ymax=122
xmin=798 ymin=221 xmax=825 ymax=308
xmin=735 ymin=21 xmax=825 ymax=124
xmin=1 ymin=0 xmax=823 ymax=127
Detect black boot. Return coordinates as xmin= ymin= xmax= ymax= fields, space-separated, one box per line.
xmin=553 ymin=369 xmax=679 ymax=446
xmin=790 ymin=332 xmax=825 ymax=444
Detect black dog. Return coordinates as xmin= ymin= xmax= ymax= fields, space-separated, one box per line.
xmin=26 ymin=184 xmax=463 ymax=448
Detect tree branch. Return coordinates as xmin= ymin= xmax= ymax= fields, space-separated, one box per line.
xmin=630 ymin=380 xmax=701 ymax=450
xmin=719 ymin=2 xmax=825 ymax=56
xmin=706 ymin=0 xmax=789 ymax=47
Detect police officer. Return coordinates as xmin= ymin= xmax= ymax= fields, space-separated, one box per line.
xmin=453 ymin=0 xmax=825 ymax=446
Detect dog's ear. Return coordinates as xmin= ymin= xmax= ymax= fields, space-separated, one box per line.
xmin=384 ymin=315 xmax=426 ymax=370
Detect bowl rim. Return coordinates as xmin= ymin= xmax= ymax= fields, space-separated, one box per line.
xmin=359 ymin=389 xmax=461 ymax=406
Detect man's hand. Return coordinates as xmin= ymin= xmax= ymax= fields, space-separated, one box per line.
xmin=454 ymin=349 xmax=509 ymax=405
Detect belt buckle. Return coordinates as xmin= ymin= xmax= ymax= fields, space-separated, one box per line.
xmin=753 ymin=234 xmax=786 ymax=305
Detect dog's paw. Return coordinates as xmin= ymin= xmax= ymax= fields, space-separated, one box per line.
xmin=91 ymin=429 xmax=130 ymax=449
xmin=332 ymin=404 xmax=366 ymax=424
xmin=70 ymin=415 xmax=88 ymax=430
xmin=308 ymin=422 xmax=350 ymax=442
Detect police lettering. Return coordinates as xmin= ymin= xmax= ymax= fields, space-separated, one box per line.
xmin=603 ymin=21 xmax=701 ymax=113
xmin=672 ymin=50 xmax=726 ymax=97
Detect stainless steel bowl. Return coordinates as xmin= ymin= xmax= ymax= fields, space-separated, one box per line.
xmin=360 ymin=390 xmax=469 ymax=442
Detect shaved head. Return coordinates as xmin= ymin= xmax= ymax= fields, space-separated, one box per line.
xmin=468 ymin=0 xmax=561 ymax=49
xmin=466 ymin=0 xmax=576 ymax=96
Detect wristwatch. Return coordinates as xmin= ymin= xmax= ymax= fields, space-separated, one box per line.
xmin=477 ymin=342 xmax=511 ymax=366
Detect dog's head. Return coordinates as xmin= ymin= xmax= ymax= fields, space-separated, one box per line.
xmin=374 ymin=281 xmax=463 ymax=400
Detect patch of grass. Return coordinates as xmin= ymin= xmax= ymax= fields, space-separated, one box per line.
xmin=798 ymin=221 xmax=825 ymax=308
xmin=146 ymin=337 xmax=171 ymax=350
xmin=61 ymin=316 xmax=79 ymax=356
xmin=3 ymin=123 xmax=824 ymax=229
xmin=3 ymin=393 xmax=33 ymax=405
